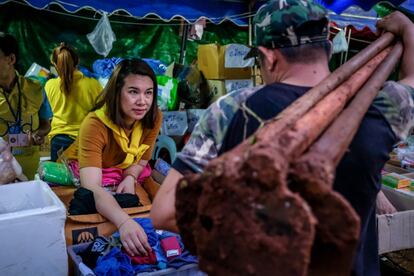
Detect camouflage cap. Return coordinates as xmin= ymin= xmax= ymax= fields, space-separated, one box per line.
xmin=245 ymin=0 xmax=329 ymax=59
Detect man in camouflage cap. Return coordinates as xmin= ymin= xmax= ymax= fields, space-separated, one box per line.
xmin=245 ymin=0 xmax=329 ymax=58
xmin=151 ymin=2 xmax=414 ymax=274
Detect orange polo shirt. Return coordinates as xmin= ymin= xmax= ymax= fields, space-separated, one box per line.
xmin=64 ymin=110 xmax=162 ymax=168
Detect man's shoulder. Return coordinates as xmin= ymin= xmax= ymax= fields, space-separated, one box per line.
xmin=216 ymin=85 xmax=264 ymax=105
xmin=174 ymin=85 xmax=264 ymax=173
xmin=379 ymin=81 xmax=414 ymax=100
xmin=374 ymin=80 xmax=414 ymax=140
xmin=20 ymin=76 xmax=42 ymax=93
xmin=189 ymin=84 xmax=265 ymax=133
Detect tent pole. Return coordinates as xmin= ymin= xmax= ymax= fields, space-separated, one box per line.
xmin=179 ymin=21 xmax=189 ymax=64
xmin=249 ymin=2 xmax=256 ymax=86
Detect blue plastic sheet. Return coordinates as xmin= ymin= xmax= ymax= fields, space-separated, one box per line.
xmin=0 ymin=0 xmax=409 ymax=26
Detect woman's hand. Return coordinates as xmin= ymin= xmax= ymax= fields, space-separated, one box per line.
xmin=116 ymin=175 xmax=135 ymax=194
xmin=119 ymin=218 xmax=152 ymax=256
xmin=30 ymin=131 xmax=45 ymax=145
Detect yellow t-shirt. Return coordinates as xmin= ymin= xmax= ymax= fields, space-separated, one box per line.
xmin=45 ymin=70 xmax=102 ymax=140
xmin=0 ymin=73 xmax=43 ymax=179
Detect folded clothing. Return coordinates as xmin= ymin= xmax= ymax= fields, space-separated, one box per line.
xmin=79 ymin=236 xmax=111 ymax=268
xmin=69 ymin=187 xmax=142 ymax=215
xmin=128 ymin=250 xmax=157 ymax=265
xmin=160 ymin=236 xmax=181 ymax=261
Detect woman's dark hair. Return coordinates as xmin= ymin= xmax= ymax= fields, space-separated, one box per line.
xmin=94 ymin=58 xmax=159 ymax=129
xmin=51 ymin=43 xmax=79 ymax=95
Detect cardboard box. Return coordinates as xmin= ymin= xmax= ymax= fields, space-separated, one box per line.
xmin=383 ymin=163 xmax=410 ymax=175
xmin=161 ymin=111 xmax=188 ymax=136
xmin=225 ymin=79 xmax=253 ymax=93
xmin=255 ymin=67 xmax=263 ymax=86
xmin=0 ymin=181 xmax=68 ymax=275
xmin=207 ymin=80 xmax=227 ymax=104
xmin=51 ymin=177 xmax=160 ymax=246
xmin=198 ymin=44 xmax=251 ymax=80
xmin=378 ymin=185 xmax=414 ymax=254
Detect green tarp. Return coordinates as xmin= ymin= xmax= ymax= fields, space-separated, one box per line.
xmin=0 ymin=2 xmax=248 ymax=72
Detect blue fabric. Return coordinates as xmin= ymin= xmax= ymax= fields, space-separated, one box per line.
xmin=108 ymin=218 xmax=197 ymax=274
xmin=1 ymin=0 xmax=409 ymax=32
xmin=315 ymin=0 xmax=405 ymax=13
xmin=401 ymin=0 xmax=414 ymax=12
xmin=92 ymin=58 xmax=124 ymax=79
xmin=2 ymin=0 xmax=407 ymax=26
xmin=95 ymin=247 xmax=135 ymax=276
xmin=132 ymin=218 xmax=169 ymax=271
xmin=39 ymin=90 xmax=52 ymax=120
xmin=92 ymin=57 xmax=167 ymax=79
xmin=329 ymin=6 xmax=379 ymax=31
xmin=157 ymin=230 xmax=198 ymax=268
xmin=112 ymin=218 xmax=158 ymax=247
xmin=1 ymin=0 xmax=256 ymax=26
xmin=78 ymin=66 xmax=99 ymax=79
xmin=143 ymin=59 xmax=167 ymax=75
xmin=168 ymin=251 xmax=198 ymax=269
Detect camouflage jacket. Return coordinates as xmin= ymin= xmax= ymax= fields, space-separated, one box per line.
xmin=175 ymin=85 xmax=263 ymax=173
xmin=175 ymin=81 xmax=414 ymax=173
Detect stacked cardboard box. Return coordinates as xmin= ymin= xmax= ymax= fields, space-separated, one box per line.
xmin=378 ymin=165 xmax=414 ymax=254
xmin=198 ymin=44 xmax=253 ymax=104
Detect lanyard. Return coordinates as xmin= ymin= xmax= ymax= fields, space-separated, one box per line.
xmin=1 ymin=77 xmax=22 ymax=125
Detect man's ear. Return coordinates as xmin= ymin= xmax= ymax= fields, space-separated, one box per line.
xmin=7 ymin=53 xmax=16 ymax=66
xmin=258 ymin=46 xmax=277 ymax=70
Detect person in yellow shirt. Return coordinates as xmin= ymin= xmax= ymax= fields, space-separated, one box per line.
xmin=64 ymin=59 xmax=162 ymax=257
xmin=45 ymin=43 xmax=102 ymax=161
xmin=0 ymin=32 xmax=52 ymax=180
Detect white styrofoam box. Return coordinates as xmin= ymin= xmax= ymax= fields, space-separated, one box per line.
xmin=377 ymin=210 xmax=414 ymax=254
xmin=378 ymin=185 xmax=414 ymax=254
xmin=0 ymin=180 xmax=68 ymax=275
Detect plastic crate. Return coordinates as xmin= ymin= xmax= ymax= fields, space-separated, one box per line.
xmin=68 ymin=242 xmax=206 ymax=276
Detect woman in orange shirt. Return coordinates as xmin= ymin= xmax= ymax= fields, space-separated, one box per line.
xmin=64 ymin=59 xmax=162 ymax=256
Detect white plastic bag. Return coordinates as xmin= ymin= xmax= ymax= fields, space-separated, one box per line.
xmin=24 ymin=63 xmax=50 ymax=78
xmin=87 ymin=12 xmax=116 ymax=57
xmin=0 ymin=137 xmax=26 ymax=184
xmin=332 ymin=29 xmax=349 ymax=54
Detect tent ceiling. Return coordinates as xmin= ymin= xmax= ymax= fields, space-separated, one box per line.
xmin=0 ymin=0 xmax=409 ymax=26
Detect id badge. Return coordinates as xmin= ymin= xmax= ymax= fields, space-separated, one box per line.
xmin=8 ymin=133 xmax=29 ymax=147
